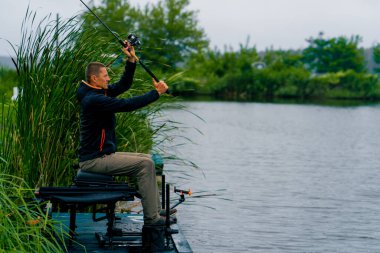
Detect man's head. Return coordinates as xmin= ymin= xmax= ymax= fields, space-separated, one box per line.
xmin=86 ymin=62 xmax=110 ymax=89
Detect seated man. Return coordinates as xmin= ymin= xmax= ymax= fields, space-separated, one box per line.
xmin=77 ymin=41 xmax=171 ymax=225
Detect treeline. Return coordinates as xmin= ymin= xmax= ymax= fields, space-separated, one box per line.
xmin=182 ymin=34 xmax=380 ymax=100
xmin=2 ymin=0 xmax=380 ymax=101
xmin=79 ymin=0 xmax=380 ymax=101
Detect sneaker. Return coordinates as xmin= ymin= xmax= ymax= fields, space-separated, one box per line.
xmin=159 ymin=208 xmax=177 ymax=217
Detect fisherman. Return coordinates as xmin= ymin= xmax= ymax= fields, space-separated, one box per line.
xmin=76 ymin=41 xmax=174 ymax=226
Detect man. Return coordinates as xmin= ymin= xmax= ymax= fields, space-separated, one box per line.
xmin=77 ymin=41 xmax=172 ymax=225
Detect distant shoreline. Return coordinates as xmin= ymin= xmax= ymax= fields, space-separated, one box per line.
xmin=1 ymin=46 xmax=379 ymax=73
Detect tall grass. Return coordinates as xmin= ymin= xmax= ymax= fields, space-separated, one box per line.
xmin=0 ymin=67 xmax=18 ymax=101
xmin=0 ymin=174 xmax=67 ymax=252
xmin=0 ymin=6 xmax=197 ymax=253
xmin=0 ymin=9 xmax=130 ymax=187
xmin=0 ymin=6 xmax=189 ymax=188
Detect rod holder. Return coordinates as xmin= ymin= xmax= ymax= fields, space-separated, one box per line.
xmin=165 ymin=184 xmax=170 ymax=228
xmin=161 ymin=174 xmax=165 ymax=209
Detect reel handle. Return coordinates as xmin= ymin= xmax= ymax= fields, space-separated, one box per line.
xmin=121 ymin=40 xmax=171 ymax=94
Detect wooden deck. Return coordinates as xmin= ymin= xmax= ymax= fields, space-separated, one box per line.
xmin=53 ymin=212 xmax=192 ymax=253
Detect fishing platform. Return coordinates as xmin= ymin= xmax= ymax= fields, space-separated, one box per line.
xmin=53 ymin=212 xmax=191 ymax=252
xmin=35 ymin=168 xmax=192 ymax=253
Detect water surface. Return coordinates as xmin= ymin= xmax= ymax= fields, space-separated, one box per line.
xmin=164 ymin=101 xmax=380 ymax=253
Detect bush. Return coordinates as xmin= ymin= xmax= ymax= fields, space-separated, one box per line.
xmin=171 ymin=77 xmax=200 ymax=96
xmin=313 ymin=71 xmax=380 ymax=99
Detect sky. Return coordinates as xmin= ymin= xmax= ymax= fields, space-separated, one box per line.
xmin=1 ymin=0 xmax=380 ymax=56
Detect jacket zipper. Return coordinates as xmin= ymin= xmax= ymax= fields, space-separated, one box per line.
xmin=99 ymin=128 xmax=105 ymax=151
xmin=99 ymin=90 xmax=107 ymax=152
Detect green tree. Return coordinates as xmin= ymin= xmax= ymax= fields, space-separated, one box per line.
xmin=303 ymin=32 xmax=365 ymax=73
xmin=186 ymin=44 xmax=263 ymax=97
xmin=372 ymin=43 xmax=380 ymax=73
xmin=263 ymin=49 xmax=304 ymax=68
xmin=187 ymin=44 xmax=259 ymax=79
xmin=80 ymin=0 xmax=208 ymax=72
xmin=81 ymin=0 xmax=137 ymax=43
xmin=135 ymin=0 xmax=209 ymax=71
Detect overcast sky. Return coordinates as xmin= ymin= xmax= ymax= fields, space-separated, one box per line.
xmin=1 ymin=0 xmax=380 ymax=56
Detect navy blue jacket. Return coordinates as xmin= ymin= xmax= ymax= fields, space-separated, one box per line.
xmin=77 ymin=61 xmax=159 ymax=162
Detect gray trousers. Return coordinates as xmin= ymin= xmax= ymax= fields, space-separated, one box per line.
xmin=79 ymin=152 xmax=161 ymax=223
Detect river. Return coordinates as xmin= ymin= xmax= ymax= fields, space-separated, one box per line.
xmin=163 ymin=101 xmax=380 ymax=253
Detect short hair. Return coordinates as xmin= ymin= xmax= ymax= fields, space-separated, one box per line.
xmin=86 ymin=62 xmax=106 ymax=82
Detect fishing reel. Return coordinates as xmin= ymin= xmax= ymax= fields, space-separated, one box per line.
xmin=174 ymin=187 xmax=192 ymax=196
xmin=127 ymin=33 xmax=141 ymax=47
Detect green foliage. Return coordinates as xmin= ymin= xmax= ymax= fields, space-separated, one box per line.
xmin=210 ymin=49 xmax=310 ymax=100
xmin=326 ymin=70 xmax=379 ymax=99
xmin=0 ymin=10 xmax=173 ymax=188
xmin=80 ymin=0 xmax=209 ymax=74
xmin=81 ymin=0 xmax=137 ymax=41
xmin=77 ymin=1 xmax=380 ymax=102
xmin=275 ymin=66 xmax=311 ymax=99
xmin=193 ymin=45 xmax=379 ymax=101
xmin=0 ymin=11 xmax=113 ymax=187
xmin=290 ymin=71 xmax=379 ymax=99
xmin=374 ymin=44 xmax=380 ymax=63
xmin=0 ymin=174 xmax=67 ymax=252
xmin=303 ymin=32 xmax=365 ymax=73
xmin=372 ymin=44 xmax=380 ymax=74
xmin=186 ymin=44 xmax=260 ymax=95
xmin=135 ymin=0 xmax=209 ymax=71
xmin=213 ymin=71 xmax=256 ymax=100
xmin=170 ymin=77 xmax=200 ymax=96
xmin=263 ymin=49 xmax=304 ymax=68
xmin=0 ymin=68 xmax=18 ymax=102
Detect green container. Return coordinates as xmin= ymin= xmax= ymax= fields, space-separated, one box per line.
xmin=151 ymin=153 xmax=164 ymax=175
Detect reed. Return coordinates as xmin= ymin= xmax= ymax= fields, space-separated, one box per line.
xmin=0 ymin=67 xmax=18 ymax=101
xmin=0 ymin=174 xmax=67 ymax=252
xmin=0 ymin=6 xmax=194 ymax=188
xmin=0 ymin=8 xmax=168 ymax=187
xmin=0 ymin=7 xmax=197 ymax=253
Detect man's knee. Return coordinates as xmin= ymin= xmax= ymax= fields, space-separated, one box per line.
xmin=139 ymin=158 xmax=155 ymax=175
xmin=143 ymin=158 xmax=155 ymax=170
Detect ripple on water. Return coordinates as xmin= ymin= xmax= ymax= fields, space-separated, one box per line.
xmin=166 ymin=102 xmax=380 ymax=253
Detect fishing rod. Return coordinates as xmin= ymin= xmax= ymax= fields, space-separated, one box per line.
xmin=79 ymin=0 xmax=169 ymax=93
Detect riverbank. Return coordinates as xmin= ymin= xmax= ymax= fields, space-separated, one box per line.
xmin=176 ymin=94 xmax=380 ymax=107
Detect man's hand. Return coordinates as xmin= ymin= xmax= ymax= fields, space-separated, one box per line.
xmin=153 ymin=79 xmax=169 ymax=95
xmin=121 ymin=40 xmax=136 ymax=63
